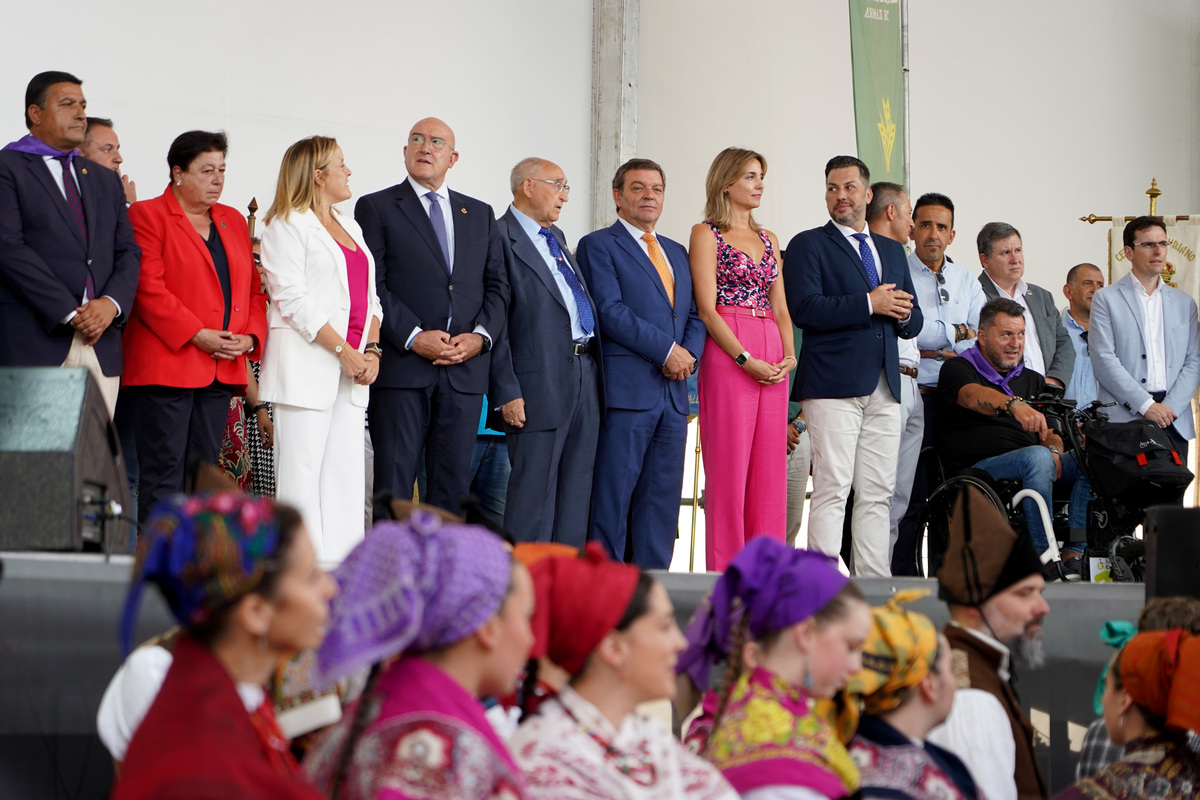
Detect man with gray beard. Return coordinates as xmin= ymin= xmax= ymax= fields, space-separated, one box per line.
xmin=927 ymin=485 xmax=1050 ymax=800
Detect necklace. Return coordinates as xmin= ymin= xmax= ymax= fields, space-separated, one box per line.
xmin=556 ymin=697 xmax=658 ymax=786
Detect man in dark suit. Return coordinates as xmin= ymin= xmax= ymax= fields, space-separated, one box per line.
xmin=976 ymin=221 xmax=1074 ymax=390
xmin=786 ymin=155 xmax=922 ymax=577
xmin=491 ymin=157 xmax=602 ymax=547
xmin=0 ymin=71 xmax=140 ymax=418
xmin=356 ymin=117 xmax=508 ymax=514
xmin=577 ymin=158 xmax=705 ymax=568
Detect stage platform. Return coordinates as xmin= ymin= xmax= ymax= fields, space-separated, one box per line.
xmin=0 ymin=551 xmax=1145 ymax=798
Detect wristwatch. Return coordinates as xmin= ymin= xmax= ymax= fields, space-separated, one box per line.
xmin=1047 ymin=445 xmax=1062 ymax=456
xmin=735 ymin=351 xmax=750 ymax=366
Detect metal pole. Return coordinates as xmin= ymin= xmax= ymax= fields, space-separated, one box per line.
xmin=689 ymin=417 xmax=701 ymax=572
xmin=901 ymin=0 xmax=911 ymax=189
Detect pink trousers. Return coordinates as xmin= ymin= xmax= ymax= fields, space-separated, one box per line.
xmin=699 ymin=310 xmax=787 ymax=572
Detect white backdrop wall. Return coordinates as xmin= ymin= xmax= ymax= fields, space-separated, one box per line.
xmin=0 ymin=1 xmax=595 ymax=241
xmin=3 ymin=1 xmax=1198 ymax=291
xmin=637 ymin=0 xmax=1200 ymax=294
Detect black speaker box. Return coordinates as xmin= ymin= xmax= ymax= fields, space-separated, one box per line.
xmin=1143 ymin=504 xmax=1200 ymax=600
xmin=0 ymin=367 xmax=131 ymax=550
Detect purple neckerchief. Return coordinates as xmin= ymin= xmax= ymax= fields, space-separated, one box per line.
xmin=960 ymin=343 xmax=1024 ymax=396
xmin=3 ymin=133 xmax=78 ymax=162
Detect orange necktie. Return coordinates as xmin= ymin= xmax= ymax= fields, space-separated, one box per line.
xmin=642 ymin=232 xmax=675 ymax=307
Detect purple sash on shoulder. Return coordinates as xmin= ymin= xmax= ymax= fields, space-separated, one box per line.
xmin=3 ymin=133 xmax=78 ymax=161
xmin=960 ymin=343 xmax=1024 ymax=397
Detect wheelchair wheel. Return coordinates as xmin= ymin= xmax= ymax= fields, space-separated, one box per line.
xmin=911 ymin=475 xmax=1008 ymax=578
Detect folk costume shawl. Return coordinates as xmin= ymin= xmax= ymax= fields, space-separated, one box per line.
xmin=849 ymin=715 xmax=980 ymax=800
xmin=1054 ymin=733 xmax=1200 ymax=800
xmin=113 ymin=634 xmax=324 ymax=800
xmin=305 ymin=655 xmax=529 ymax=800
xmin=510 ymin=685 xmax=736 ymax=800
xmin=689 ymin=667 xmax=859 ymax=799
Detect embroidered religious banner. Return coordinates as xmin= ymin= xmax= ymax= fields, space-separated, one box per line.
xmin=1109 ymin=217 xmax=1200 ymax=299
xmin=848 ymin=0 xmax=904 ymax=185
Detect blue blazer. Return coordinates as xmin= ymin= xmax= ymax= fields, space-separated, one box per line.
xmin=576 ymin=222 xmax=705 ymax=414
xmin=1090 ymin=271 xmax=1200 ymax=440
xmin=489 ymin=208 xmax=604 ymax=432
xmin=355 ymin=179 xmax=508 ymax=393
xmin=0 ymin=151 xmax=140 ymax=375
xmin=785 ymin=221 xmax=922 ymax=402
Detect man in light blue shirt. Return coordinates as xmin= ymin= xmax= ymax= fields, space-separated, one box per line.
xmin=1060 ymin=263 xmax=1103 ymax=409
xmin=893 ymin=193 xmax=984 ymax=574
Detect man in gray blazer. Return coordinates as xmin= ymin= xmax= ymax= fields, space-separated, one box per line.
xmin=490 ymin=157 xmax=603 ymax=546
xmin=977 ymin=222 xmax=1074 ymax=390
xmin=1091 ymin=216 xmax=1200 ymax=458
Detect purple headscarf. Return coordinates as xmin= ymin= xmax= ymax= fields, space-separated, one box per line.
xmin=677 ymin=538 xmax=848 ymax=690
xmin=316 ymin=510 xmax=512 ymax=687
xmin=960 ymin=341 xmax=1025 ymax=396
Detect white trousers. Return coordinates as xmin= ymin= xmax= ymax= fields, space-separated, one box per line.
xmin=64 ymin=330 xmax=118 ymax=418
xmin=889 ymin=375 xmax=925 ymax=559
xmin=274 ymin=373 xmax=366 ymax=565
xmin=785 ymin=427 xmax=811 ymax=548
xmin=804 ymin=370 xmax=900 ymax=577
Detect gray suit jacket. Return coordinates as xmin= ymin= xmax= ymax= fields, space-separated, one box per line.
xmin=979 ymin=272 xmax=1075 ymax=386
xmin=1089 ymin=271 xmax=1200 ymax=439
xmin=489 ymin=207 xmax=604 ymax=432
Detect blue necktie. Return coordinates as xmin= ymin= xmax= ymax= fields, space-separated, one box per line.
xmin=425 ymin=191 xmax=451 ymax=274
xmin=539 ymin=227 xmax=594 ymax=336
xmin=851 ymin=232 xmax=880 ymax=289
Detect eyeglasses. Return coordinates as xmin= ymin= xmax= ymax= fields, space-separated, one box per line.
xmin=935 ymin=271 xmax=950 ymax=304
xmin=408 ymin=134 xmax=450 ymax=151
xmin=529 ymin=177 xmax=571 ymax=195
xmin=1080 ymin=329 xmax=1089 ymax=355
xmin=1132 ymin=240 xmax=1169 ymax=251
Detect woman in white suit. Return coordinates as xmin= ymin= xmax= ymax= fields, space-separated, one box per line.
xmin=259 ymin=136 xmax=382 ymax=563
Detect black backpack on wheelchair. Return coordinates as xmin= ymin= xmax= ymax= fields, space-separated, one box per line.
xmin=1080 ymin=417 xmax=1193 ymax=526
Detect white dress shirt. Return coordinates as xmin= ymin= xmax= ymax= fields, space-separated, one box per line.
xmin=43 ymin=155 xmax=122 ymax=320
xmin=984 ymin=273 xmax=1045 ymax=376
xmin=1135 ymin=276 xmax=1167 ymax=397
xmin=509 ymin=205 xmax=590 ymax=342
xmin=617 ymin=216 xmax=675 ymax=278
xmin=832 ymin=220 xmax=881 ymax=316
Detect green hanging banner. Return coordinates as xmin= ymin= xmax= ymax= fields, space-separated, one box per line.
xmin=848 ymin=0 xmax=904 ymax=185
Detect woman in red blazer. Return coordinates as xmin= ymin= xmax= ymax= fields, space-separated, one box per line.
xmin=125 ymin=130 xmax=268 ymax=516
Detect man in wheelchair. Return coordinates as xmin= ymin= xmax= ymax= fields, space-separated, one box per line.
xmin=936 ymin=297 xmax=1093 ymax=577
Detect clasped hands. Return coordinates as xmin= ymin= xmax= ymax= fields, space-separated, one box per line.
xmin=661 ymin=344 xmax=696 ymax=381
xmin=868 ymin=282 xmax=914 ymax=319
xmin=412 ymin=330 xmax=484 ymax=365
xmin=71 ymin=297 xmax=118 ymax=345
xmin=192 ymin=328 xmax=255 ymax=360
xmin=742 ymin=353 xmax=794 ymax=385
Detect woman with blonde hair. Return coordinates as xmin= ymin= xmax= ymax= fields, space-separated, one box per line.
xmin=259 ymin=136 xmax=382 ymax=563
xmin=689 ymin=148 xmax=794 ymax=571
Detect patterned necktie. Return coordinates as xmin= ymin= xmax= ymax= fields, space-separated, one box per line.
xmin=539 ymin=227 xmax=594 ymax=335
xmin=641 ymin=232 xmax=675 ymax=307
xmin=57 ymin=155 xmax=94 ymax=299
xmin=851 ymin=232 xmax=880 ymax=289
xmin=425 ymin=191 xmax=451 ymax=274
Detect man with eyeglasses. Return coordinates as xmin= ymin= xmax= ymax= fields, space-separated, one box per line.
xmin=356 ymin=117 xmax=509 ymax=515
xmin=1060 ymin=262 xmax=1104 ymax=409
xmin=977 ymin=222 xmax=1074 ymax=392
xmin=489 ymin=157 xmax=602 ymax=547
xmin=1091 ymin=216 xmax=1200 ymax=463
xmin=865 ymin=182 xmax=922 ymax=571
xmin=894 ymin=192 xmax=984 ymax=575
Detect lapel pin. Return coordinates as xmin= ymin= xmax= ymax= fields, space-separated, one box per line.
xmin=80 ymin=168 xmax=87 ymax=175
xmin=221 ymin=221 xmax=227 ymax=228
xmin=460 ymin=207 xmax=467 ymax=214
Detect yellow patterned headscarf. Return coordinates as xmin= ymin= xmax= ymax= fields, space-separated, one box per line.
xmin=821 ymin=588 xmax=938 ymax=742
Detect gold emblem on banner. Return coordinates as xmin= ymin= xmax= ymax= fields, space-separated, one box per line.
xmin=878 ymin=98 xmax=896 ymax=173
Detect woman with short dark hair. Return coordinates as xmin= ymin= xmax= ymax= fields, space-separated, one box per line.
xmin=124 ymin=130 xmax=267 ymax=515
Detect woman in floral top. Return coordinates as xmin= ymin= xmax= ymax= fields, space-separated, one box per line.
xmin=689 ymin=147 xmax=795 ymax=572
